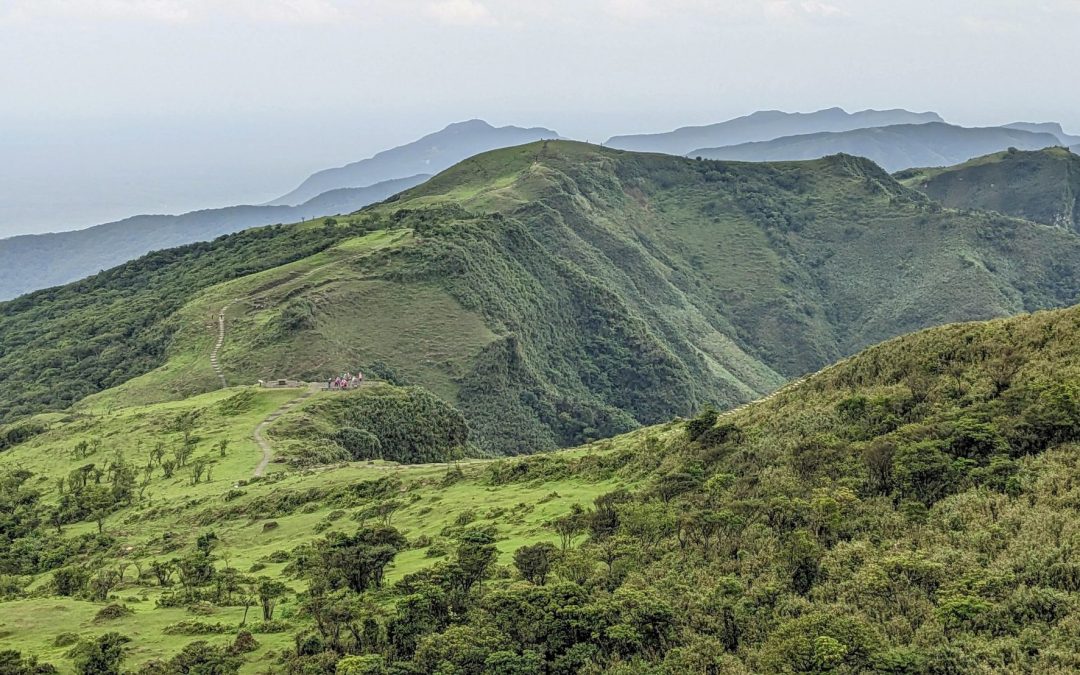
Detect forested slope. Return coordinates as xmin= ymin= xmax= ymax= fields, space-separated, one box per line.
xmin=5 ymin=142 xmax=1080 ymax=454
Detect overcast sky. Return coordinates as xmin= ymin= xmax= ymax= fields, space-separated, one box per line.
xmin=2 ymin=0 xmax=1078 ymax=235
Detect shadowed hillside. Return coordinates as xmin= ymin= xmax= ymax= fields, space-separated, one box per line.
xmin=897 ymin=147 xmax=1080 ymax=232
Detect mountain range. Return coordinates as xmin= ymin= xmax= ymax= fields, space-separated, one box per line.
xmin=1004 ymin=121 xmax=1080 ymax=145
xmin=4 ymin=141 xmax=1080 ymax=455
xmin=4 ymin=111 xmax=1079 ymax=303
xmin=691 ymin=122 xmax=1063 ymax=172
xmin=0 ymin=175 xmax=427 ymax=301
xmin=5 ymin=132 xmax=1080 ymax=672
xmin=605 ymin=107 xmax=944 ymax=155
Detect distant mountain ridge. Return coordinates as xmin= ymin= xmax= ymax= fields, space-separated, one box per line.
xmin=268 ymin=119 xmax=560 ymax=206
xmin=0 ymin=174 xmax=426 ymax=301
xmin=1004 ymin=121 xmax=1080 ymax=146
xmin=692 ymin=122 xmax=1061 ymax=172
xmin=605 ymin=107 xmax=943 ymax=156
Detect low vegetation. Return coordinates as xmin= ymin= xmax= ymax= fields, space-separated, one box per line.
xmin=3 ymin=302 xmax=1080 ymax=672
xmin=8 ymin=142 xmax=1080 ymax=456
xmin=898 ymin=146 xmax=1080 ymax=232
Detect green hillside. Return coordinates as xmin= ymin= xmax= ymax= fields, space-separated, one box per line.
xmin=5 ymin=141 xmax=1080 ymax=455
xmin=4 ymin=301 xmax=1080 ymax=672
xmin=897 ymin=146 xmax=1080 ymax=232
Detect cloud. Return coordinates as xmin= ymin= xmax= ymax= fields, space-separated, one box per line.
xmin=425 ymin=0 xmax=496 ymax=26
xmin=764 ymin=0 xmax=846 ymax=20
xmin=961 ymin=15 xmax=1020 ymax=35
xmin=1 ymin=0 xmax=193 ymax=23
xmin=238 ymin=0 xmax=345 ymax=24
xmin=0 ymin=0 xmax=348 ymax=24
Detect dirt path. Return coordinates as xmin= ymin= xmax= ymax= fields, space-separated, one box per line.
xmin=252 ymin=382 xmax=323 ymax=477
xmin=210 ymin=303 xmax=232 ymax=388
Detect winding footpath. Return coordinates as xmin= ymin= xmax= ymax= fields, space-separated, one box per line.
xmin=252 ymin=382 xmax=323 ymax=477
xmin=209 ymin=303 xmax=232 ymax=388
xmin=210 ymin=300 xmax=324 ymax=476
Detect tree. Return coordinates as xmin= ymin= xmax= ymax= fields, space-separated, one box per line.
xmin=552 ymin=504 xmax=588 ymax=551
xmin=149 ymin=560 xmax=175 ymax=587
xmin=894 ymin=441 xmax=954 ymax=505
xmin=189 ymin=458 xmax=209 ymax=486
xmin=240 ymin=583 xmax=257 ymax=626
xmin=785 ymin=530 xmax=821 ymax=595
xmin=414 ymin=625 xmax=507 ymax=674
xmin=83 ymin=485 xmax=113 ymax=534
xmin=314 ymin=527 xmax=407 ymax=593
xmin=686 ymin=406 xmax=719 ymax=441
xmin=256 ymin=577 xmax=289 ymax=621
xmin=335 ymin=428 xmax=382 ymax=461
xmin=70 ymin=633 xmax=130 ymax=675
xmin=53 ymin=566 xmax=88 ymax=596
xmin=88 ymin=570 xmax=121 ymax=602
xmin=336 ymin=655 xmax=387 ymax=675
xmin=514 ymin=542 xmax=558 ymax=586
xmin=863 ymin=438 xmax=896 ymax=495
xmin=456 ymin=529 xmax=498 ymax=593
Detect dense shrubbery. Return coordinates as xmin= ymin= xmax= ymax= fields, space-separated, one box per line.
xmin=268 ymin=305 xmax=1080 ymax=673
xmin=305 ymin=387 xmax=470 ymax=464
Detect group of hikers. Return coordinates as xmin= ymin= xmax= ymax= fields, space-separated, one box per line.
xmin=328 ymin=371 xmax=365 ymax=390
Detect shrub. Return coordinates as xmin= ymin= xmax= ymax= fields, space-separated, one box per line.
xmin=93 ymin=604 xmax=134 ymax=622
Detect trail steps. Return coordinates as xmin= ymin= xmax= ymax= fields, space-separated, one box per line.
xmin=209 ymin=303 xmax=231 ymax=388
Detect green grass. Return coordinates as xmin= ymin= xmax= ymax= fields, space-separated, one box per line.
xmin=9 ymin=141 xmax=1080 ymax=455
xmin=0 ymin=377 xmax=646 ymax=671
xmin=897 ymin=146 xmax=1080 ymax=232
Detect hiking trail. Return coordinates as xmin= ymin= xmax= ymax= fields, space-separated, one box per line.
xmin=210 ymin=303 xmax=231 ymax=388
xmin=252 ymin=382 xmax=323 ymax=477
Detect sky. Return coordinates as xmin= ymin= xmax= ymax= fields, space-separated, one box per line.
xmin=1 ymin=0 xmax=1079 ymax=235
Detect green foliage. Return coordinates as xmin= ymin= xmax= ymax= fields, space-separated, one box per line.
xmin=0 ymin=422 xmax=47 ymax=453
xmin=333 ymin=427 xmax=382 ymax=461
xmin=513 ymin=542 xmax=559 ymax=585
xmin=0 ymin=221 xmax=374 ymax=423
xmin=303 ymin=387 xmax=470 ymax=464
xmin=68 ymin=632 xmax=130 ymax=675
xmin=0 ymin=650 xmax=57 ymax=674
xmin=903 ymin=147 xmax=1080 ymax=232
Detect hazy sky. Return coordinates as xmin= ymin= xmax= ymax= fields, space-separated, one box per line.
xmin=2 ymin=0 xmax=1079 ymax=235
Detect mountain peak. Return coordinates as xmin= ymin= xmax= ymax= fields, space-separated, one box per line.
xmin=443 ymin=119 xmax=495 ymax=131
xmin=267 ymin=119 xmax=559 ymax=206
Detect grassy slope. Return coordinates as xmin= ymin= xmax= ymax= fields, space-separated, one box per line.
xmin=6 ymin=142 xmax=1080 ymax=456
xmin=6 ymin=300 xmax=1080 ymax=670
xmin=0 ymin=379 xmax=655 ymax=671
xmin=897 ymin=147 xmax=1080 ymax=231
